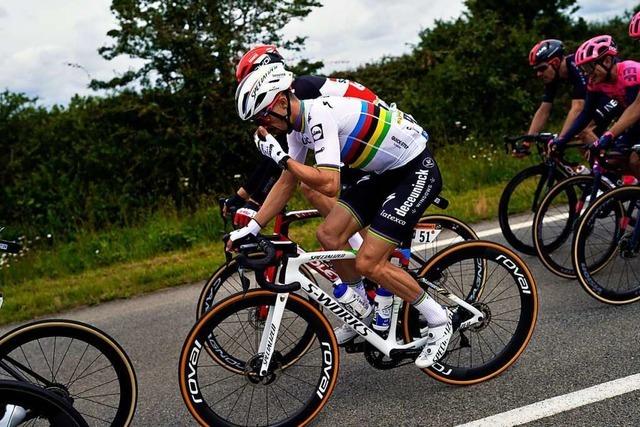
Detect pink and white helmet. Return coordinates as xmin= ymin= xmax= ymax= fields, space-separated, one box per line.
xmin=630 ymin=12 xmax=640 ymax=39
xmin=574 ymin=35 xmax=618 ymax=66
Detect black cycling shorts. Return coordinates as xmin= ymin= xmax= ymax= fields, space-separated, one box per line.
xmin=337 ymin=148 xmax=442 ymax=245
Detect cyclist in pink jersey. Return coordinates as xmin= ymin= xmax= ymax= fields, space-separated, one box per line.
xmin=524 ymin=39 xmax=620 ymax=157
xmin=552 ymin=35 xmax=640 ymax=175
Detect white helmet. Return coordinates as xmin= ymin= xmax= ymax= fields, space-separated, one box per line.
xmin=235 ymin=63 xmax=293 ymax=121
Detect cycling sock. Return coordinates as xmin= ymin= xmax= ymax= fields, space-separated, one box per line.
xmin=346 ymin=278 xmax=368 ymax=304
xmin=412 ymin=290 xmax=447 ymax=326
xmin=347 ymin=233 xmax=363 ymax=250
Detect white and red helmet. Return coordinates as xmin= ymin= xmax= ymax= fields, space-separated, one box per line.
xmin=235 ymin=45 xmax=285 ymax=82
xmin=235 ymin=63 xmax=293 ymax=121
xmin=630 ymin=11 xmax=640 ymax=39
xmin=574 ymin=35 xmax=618 ymax=67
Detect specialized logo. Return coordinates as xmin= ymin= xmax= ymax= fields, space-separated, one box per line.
xmin=422 ymin=157 xmax=435 ymax=169
xmin=382 ymin=193 xmax=396 ymax=207
xmin=302 ymin=135 xmax=312 ymax=145
xmin=394 ymin=170 xmax=430 ymax=218
xmin=356 ymin=175 xmax=371 ymax=184
xmin=311 ymin=124 xmax=324 ymax=141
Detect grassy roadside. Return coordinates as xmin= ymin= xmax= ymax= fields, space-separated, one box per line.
xmin=0 ymin=144 xmax=540 ymax=325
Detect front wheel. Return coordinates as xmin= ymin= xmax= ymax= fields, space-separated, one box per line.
xmin=533 ymin=175 xmax=616 ymax=278
xmin=573 ymin=186 xmax=640 ymax=304
xmin=179 ymin=291 xmax=340 ymax=427
xmin=0 ymin=320 xmax=138 ymax=427
xmin=402 ymin=241 xmax=538 ymax=385
xmin=499 ymin=164 xmax=565 ymax=255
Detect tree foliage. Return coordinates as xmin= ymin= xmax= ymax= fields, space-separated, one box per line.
xmin=2 ymin=0 xmax=640 ymax=237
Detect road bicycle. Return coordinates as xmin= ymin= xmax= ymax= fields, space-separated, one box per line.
xmin=197 ymin=200 xmax=479 ymax=319
xmin=531 ymin=149 xmax=632 ymax=278
xmin=179 ymin=236 xmax=538 ymax=426
xmin=500 ymin=133 xmax=588 ymax=255
xmin=0 ymin=235 xmax=138 ymax=426
xmin=572 ymin=183 xmax=640 ymax=304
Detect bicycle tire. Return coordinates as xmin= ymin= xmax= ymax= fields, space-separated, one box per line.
xmin=573 ymin=186 xmax=640 ymax=304
xmin=180 ymin=290 xmax=339 ymax=427
xmin=533 ymin=175 xmax=616 ymax=278
xmin=0 ymin=319 xmax=137 ymax=427
xmin=499 ymin=164 xmax=566 ymax=255
xmin=0 ymin=379 xmax=89 ymax=426
xmin=408 ymin=215 xmax=478 ymax=271
xmin=402 ymin=241 xmax=538 ymax=385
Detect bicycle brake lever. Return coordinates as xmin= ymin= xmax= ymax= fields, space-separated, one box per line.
xmin=238 ymin=267 xmax=251 ymax=293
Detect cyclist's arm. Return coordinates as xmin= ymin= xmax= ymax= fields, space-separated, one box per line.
xmin=527 ymin=102 xmax=552 ymax=134
xmin=253 ymin=171 xmax=298 ymax=227
xmin=558 ymin=92 xmax=595 ymax=144
xmin=282 ymin=107 xmax=341 ymax=197
xmin=559 ymin=99 xmax=585 ymax=136
xmin=285 ymin=161 xmax=340 ymax=197
xmin=607 ymin=87 xmax=640 ymax=137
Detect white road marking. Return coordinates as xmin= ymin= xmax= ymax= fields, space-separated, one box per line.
xmin=456 ymin=373 xmax=640 ymax=427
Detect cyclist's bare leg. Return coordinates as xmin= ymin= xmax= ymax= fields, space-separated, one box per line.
xmin=578 ymin=125 xmax=597 ymax=144
xmin=301 ymin=182 xmax=366 ymax=246
xmin=316 ymin=204 xmax=362 ymax=282
xmin=355 ymin=232 xmax=422 ymax=302
xmin=300 ymin=182 xmax=336 ymax=216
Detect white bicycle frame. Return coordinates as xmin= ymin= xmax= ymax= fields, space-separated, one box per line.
xmin=249 ymin=248 xmax=485 ymax=377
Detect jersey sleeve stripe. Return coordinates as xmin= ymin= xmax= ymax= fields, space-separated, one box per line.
xmin=315 ymin=164 xmax=340 ymax=171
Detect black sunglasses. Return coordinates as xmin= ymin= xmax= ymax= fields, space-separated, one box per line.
xmin=533 ymin=64 xmax=549 ymax=73
xmin=579 ymin=61 xmax=598 ymax=75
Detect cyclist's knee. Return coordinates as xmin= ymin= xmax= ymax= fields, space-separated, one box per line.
xmin=316 ymin=223 xmax=344 ymax=250
xmin=578 ymin=128 xmax=597 ymax=144
xmin=354 ymin=251 xmax=385 ymax=279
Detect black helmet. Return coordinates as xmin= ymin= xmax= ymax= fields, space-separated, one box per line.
xmin=529 ymin=39 xmax=565 ymax=66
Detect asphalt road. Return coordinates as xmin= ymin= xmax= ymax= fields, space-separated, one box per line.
xmin=5 ymin=216 xmax=640 ymax=426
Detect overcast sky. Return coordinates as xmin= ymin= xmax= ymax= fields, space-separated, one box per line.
xmin=0 ymin=0 xmax=636 ymax=105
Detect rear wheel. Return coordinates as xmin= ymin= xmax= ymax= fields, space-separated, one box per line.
xmin=402 ymin=241 xmax=538 ymax=385
xmin=408 ymin=215 xmax=478 ymax=271
xmin=573 ymin=186 xmax=640 ymax=304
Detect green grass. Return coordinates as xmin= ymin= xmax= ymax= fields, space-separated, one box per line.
xmin=0 ymin=142 xmax=543 ymax=324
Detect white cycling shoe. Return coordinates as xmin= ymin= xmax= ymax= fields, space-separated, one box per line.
xmin=334 ymin=312 xmax=372 ymax=345
xmin=415 ymin=309 xmax=453 ymax=369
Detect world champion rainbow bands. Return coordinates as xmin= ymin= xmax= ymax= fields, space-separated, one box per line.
xmin=341 ymin=101 xmax=392 ymax=169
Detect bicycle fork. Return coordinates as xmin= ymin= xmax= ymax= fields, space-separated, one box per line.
xmin=256 ymin=293 xmax=289 ymax=377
